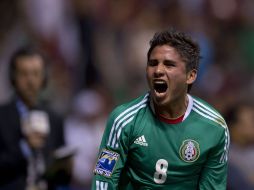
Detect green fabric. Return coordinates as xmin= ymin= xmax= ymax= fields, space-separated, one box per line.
xmin=92 ymin=93 xmax=229 ymax=190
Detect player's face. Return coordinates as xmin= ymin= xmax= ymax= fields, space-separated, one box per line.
xmin=146 ymin=45 xmax=196 ymax=108
xmin=14 ymin=55 xmax=45 ymax=107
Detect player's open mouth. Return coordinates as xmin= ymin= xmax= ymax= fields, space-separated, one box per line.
xmin=153 ymin=80 xmax=168 ymax=94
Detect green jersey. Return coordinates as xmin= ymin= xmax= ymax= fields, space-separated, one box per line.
xmin=92 ymin=93 xmax=229 ymax=190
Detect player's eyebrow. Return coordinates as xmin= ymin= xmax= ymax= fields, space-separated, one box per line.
xmin=163 ymin=60 xmax=176 ymax=65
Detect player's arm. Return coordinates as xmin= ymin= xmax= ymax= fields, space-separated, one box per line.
xmin=92 ymin=107 xmax=131 ymax=190
xmin=199 ymin=126 xmax=230 ymax=190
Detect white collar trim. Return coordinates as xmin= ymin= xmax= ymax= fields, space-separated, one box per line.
xmin=149 ymin=93 xmax=193 ymax=122
xmin=183 ymin=94 xmax=193 ymax=121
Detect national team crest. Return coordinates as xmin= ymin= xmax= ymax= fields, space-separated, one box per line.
xmin=179 ymin=139 xmax=200 ymax=162
xmin=94 ymin=149 xmax=119 ymax=177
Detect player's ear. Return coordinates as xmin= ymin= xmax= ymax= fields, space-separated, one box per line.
xmin=186 ymin=69 xmax=197 ymax=85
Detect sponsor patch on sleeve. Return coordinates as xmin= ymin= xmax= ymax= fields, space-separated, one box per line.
xmin=94 ymin=149 xmax=119 ymax=177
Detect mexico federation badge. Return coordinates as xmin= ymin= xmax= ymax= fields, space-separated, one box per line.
xmin=94 ymin=149 xmax=119 ymax=177
xmin=179 ymin=139 xmax=200 ymax=162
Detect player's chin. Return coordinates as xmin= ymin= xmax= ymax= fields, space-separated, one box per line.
xmin=154 ymin=90 xmax=167 ymax=99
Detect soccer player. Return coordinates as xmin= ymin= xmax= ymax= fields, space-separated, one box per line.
xmin=92 ymin=28 xmax=230 ymax=190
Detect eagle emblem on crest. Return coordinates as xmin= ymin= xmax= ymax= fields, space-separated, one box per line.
xmin=179 ymin=139 xmax=200 ymax=162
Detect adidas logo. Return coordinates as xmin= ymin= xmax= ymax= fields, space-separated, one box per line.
xmin=134 ymin=135 xmax=148 ymax=146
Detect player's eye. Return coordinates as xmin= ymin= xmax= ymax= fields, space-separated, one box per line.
xmin=148 ymin=60 xmax=158 ymax=66
xmin=164 ymin=60 xmax=175 ymax=67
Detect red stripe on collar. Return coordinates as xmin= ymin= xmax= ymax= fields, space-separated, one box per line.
xmin=158 ymin=114 xmax=184 ymax=124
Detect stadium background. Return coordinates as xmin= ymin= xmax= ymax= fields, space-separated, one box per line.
xmin=0 ymin=0 xmax=254 ymax=189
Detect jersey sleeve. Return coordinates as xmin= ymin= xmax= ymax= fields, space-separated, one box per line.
xmin=91 ymin=107 xmax=132 ymax=190
xmin=199 ymin=125 xmax=230 ymax=190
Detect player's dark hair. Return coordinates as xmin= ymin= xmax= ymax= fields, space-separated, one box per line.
xmin=147 ymin=28 xmax=201 ymax=92
xmin=9 ymin=45 xmax=49 ymax=88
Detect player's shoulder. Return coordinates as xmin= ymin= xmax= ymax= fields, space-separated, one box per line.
xmin=191 ymin=95 xmax=227 ymax=129
xmin=110 ymin=93 xmax=149 ymax=120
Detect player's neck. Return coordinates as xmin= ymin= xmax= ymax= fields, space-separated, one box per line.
xmin=155 ymin=95 xmax=189 ymax=120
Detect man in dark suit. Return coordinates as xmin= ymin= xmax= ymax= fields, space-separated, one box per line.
xmin=0 ymin=46 xmax=65 ymax=190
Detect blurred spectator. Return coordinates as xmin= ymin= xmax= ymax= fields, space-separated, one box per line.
xmin=226 ymin=103 xmax=254 ymax=190
xmin=20 ymin=0 xmax=81 ymax=116
xmin=64 ymin=88 xmax=108 ymax=190
xmin=0 ymin=46 xmax=65 ymax=190
xmin=45 ymin=146 xmax=76 ymax=190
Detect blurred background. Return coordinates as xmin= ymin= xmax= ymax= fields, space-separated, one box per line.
xmin=0 ymin=0 xmax=254 ymax=189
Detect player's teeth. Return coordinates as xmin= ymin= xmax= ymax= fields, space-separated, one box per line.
xmin=154 ymin=81 xmax=165 ymax=84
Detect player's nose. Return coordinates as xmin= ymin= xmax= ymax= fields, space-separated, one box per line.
xmin=154 ymin=63 xmax=165 ymax=77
